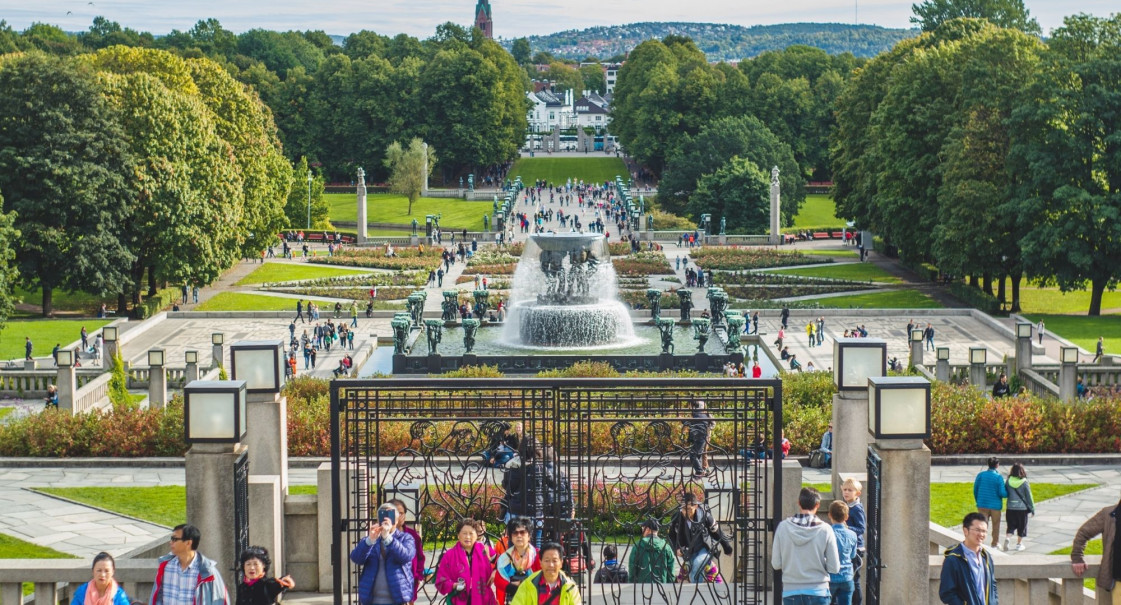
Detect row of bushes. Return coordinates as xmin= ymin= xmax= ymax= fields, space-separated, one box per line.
xmin=311 ymin=247 xmax=443 ymax=271
xmin=612 ymin=252 xmax=673 ymax=276
xmin=690 ymin=247 xmax=831 ymax=271
xmin=722 ymin=284 xmax=867 ymax=300
xmin=949 ymin=282 xmax=1001 ymax=315
xmin=714 ymin=272 xmax=869 ymax=287
xmin=2 ymin=370 xmax=1118 ymax=458
xmin=265 ymin=272 xmax=427 ymax=289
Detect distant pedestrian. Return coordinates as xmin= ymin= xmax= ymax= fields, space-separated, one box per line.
xmin=25 ymin=336 xmax=33 ymax=360
xmin=780 ymin=307 xmax=790 ymax=330
xmin=52 ymin=343 xmax=60 ymax=366
xmin=1093 ymin=337 xmax=1104 ymax=364
xmin=924 ymin=323 xmax=936 ymax=352
xmin=1037 ymin=320 xmax=1045 ymax=345
xmin=192 ymin=286 xmax=199 ymax=304
xmin=938 ymin=512 xmax=997 ymax=605
xmin=81 ymin=326 xmax=89 ymax=350
xmin=817 ymin=317 xmax=825 ymax=346
xmin=973 ymin=457 xmax=1007 ymax=548
xmin=1003 ymin=462 xmax=1035 ymax=552
xmin=685 ymin=400 xmax=714 ymax=477
xmin=295 ymin=300 xmax=305 ymax=324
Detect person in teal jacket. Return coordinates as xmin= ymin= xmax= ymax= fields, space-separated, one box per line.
xmin=71 ymin=552 xmax=132 ymax=605
xmin=973 ymin=457 xmax=1007 ymax=548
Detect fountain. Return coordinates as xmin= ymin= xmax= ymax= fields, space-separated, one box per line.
xmin=503 ymin=233 xmax=637 ymax=348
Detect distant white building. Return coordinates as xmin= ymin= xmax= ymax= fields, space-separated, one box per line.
xmin=574 ymin=92 xmax=610 ymax=129
xmin=526 ymin=88 xmax=575 ymax=132
xmin=604 ymin=63 xmax=621 ymax=94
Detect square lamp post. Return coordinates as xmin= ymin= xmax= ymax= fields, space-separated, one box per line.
xmin=185 ymin=350 xmax=199 ymax=365
xmin=868 ymin=376 xmax=931 ymax=443
xmin=230 ymin=340 xmax=284 ymax=395
xmin=935 ymin=347 xmax=950 ymax=382
xmin=909 ymin=329 xmax=925 ymax=368
xmin=103 ymin=326 xmax=118 ymax=342
xmin=1016 ymin=322 xmax=1033 ymax=339
xmin=1059 ymin=346 xmax=1079 ymax=402
xmin=833 ymin=338 xmax=887 ymax=391
xmin=185 ymin=349 xmax=200 ymax=383
xmin=969 ymin=347 xmax=987 ymax=390
xmin=184 ymin=380 xmax=247 ymax=444
xmin=56 ymin=349 xmax=74 ymax=368
xmin=56 ymin=348 xmax=76 ymax=411
xmin=910 ymin=329 xmax=924 ymax=343
xmin=103 ymin=325 xmax=119 ymax=364
xmin=212 ymin=332 xmax=225 ymax=370
xmin=1061 ymin=347 xmax=1079 ymax=364
xmin=148 ymin=348 xmax=167 ymax=408
xmin=1014 ymin=321 xmax=1034 ymax=373
xmin=148 ymin=348 xmax=165 ymax=368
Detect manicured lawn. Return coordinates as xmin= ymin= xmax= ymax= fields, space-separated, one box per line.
xmin=800 ymin=249 xmax=858 ymax=258
xmin=508 ymin=157 xmax=628 ymax=186
xmin=326 ymin=194 xmax=492 ymax=230
xmin=0 ymin=319 xmax=111 ymax=360
xmin=929 ymin=483 xmax=1097 ymax=529
xmin=806 ymin=289 xmax=941 ymax=309
xmin=1018 ymin=287 xmax=1121 ymax=316
xmin=0 ymin=531 xmax=77 ymax=558
xmin=793 ymin=194 xmax=843 ymax=228
xmin=290 ymin=485 xmax=317 ymax=496
xmin=0 ymin=408 xmax=12 ymax=421
xmin=1021 ymin=314 xmax=1121 ymax=355
xmin=196 ymin=293 xmax=310 ymax=312
xmin=1051 ymin=539 xmax=1101 ymax=590
xmin=769 ymin=263 xmax=902 ymax=284
xmin=236 ymin=262 xmax=371 ymax=286
xmin=11 ymin=286 xmax=107 ymax=317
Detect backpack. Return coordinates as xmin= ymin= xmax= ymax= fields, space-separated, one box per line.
xmin=809 ymin=449 xmax=828 ymax=469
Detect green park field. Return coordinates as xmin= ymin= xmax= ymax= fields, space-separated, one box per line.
xmin=236 ymin=262 xmax=371 ymax=286
xmin=326 ymin=194 xmax=491 ymax=230
xmin=0 ymin=319 xmax=110 ymax=360
xmin=792 ymin=194 xmax=844 ymax=229
xmin=1023 ymin=314 xmax=1121 ymax=355
xmin=808 ymin=289 xmax=940 ymax=309
xmin=196 ymin=293 xmax=306 ymax=312
xmin=507 ymin=157 xmax=627 ymax=186
xmin=769 ymin=262 xmax=902 ymax=284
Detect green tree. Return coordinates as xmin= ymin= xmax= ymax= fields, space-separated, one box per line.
xmin=1012 ymin=14 xmax=1121 ymax=315
xmin=0 ymin=52 xmax=135 ymax=316
xmin=511 ymin=38 xmax=531 ymax=65
xmin=659 ymin=115 xmax=803 ymax=223
xmin=911 ymin=0 xmax=1040 ymax=34
xmin=384 ymin=139 xmax=434 ymax=216
xmin=0 ymin=21 xmax=26 ymax=54
xmin=687 ymin=157 xmax=770 ymax=234
xmin=343 ymin=30 xmax=388 ymax=59
xmin=21 ymin=23 xmax=83 ymax=55
xmin=578 ymin=62 xmax=606 ymax=93
xmin=0 ymin=195 xmax=18 ymax=333
xmin=77 ymin=17 xmax=154 ymax=50
xmin=285 ymin=157 xmax=329 ymax=228
xmin=543 ymin=61 xmax=583 ymax=92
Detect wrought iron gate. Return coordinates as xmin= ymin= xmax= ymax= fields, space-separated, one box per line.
xmin=232 ymin=449 xmax=250 ymax=581
xmin=331 ymin=378 xmax=783 ymax=605
xmin=865 ymin=446 xmax=883 ymax=605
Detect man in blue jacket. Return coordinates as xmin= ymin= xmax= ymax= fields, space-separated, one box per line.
xmin=350 ymin=503 xmax=416 ymax=605
xmin=973 ymin=457 xmax=1007 ymax=547
xmin=939 ymin=512 xmax=997 ymax=604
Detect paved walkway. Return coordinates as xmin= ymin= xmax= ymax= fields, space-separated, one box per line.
xmin=0 ymin=464 xmax=1113 ymax=559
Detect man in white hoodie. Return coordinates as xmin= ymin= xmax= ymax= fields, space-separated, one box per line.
xmin=772 ymin=487 xmax=841 ymax=605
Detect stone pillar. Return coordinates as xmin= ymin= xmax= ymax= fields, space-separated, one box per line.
xmin=212 ymin=344 xmax=224 ymax=370
xmin=356 ymin=167 xmax=368 ymax=245
xmin=249 ymin=475 xmax=284 ymax=576
xmin=246 ymin=391 xmax=289 ymax=492
xmin=910 ymin=341 xmax=924 ymax=369
xmin=24 ymin=359 xmax=38 ymax=370
xmin=970 ymin=364 xmax=987 ymax=392
xmin=57 ymin=364 xmax=76 ymax=413
xmin=935 ymin=358 xmax=950 ymax=383
xmin=105 ymin=341 xmax=119 ymax=365
xmin=832 ymin=391 xmax=871 ymax=497
xmin=185 ymin=443 xmax=247 ymax=598
xmin=1015 ymin=337 xmax=1033 ymax=374
xmin=185 ymin=361 xmax=200 ymax=384
xmin=1059 ymin=363 xmax=1077 ymax=402
xmin=421 ymin=144 xmax=429 ymax=195
xmin=872 ymin=440 xmax=931 ymax=603
xmin=149 ymin=367 xmax=168 ymax=409
xmin=769 ymin=166 xmax=781 ymax=245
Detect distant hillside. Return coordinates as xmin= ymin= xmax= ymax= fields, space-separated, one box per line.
xmin=503 ymin=22 xmax=918 ymax=61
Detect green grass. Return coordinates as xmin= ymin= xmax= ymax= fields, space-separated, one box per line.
xmin=769 ymin=263 xmax=902 ymax=284
xmin=37 ymin=486 xmax=186 ymax=527
xmin=290 ymin=485 xmax=317 ymax=496
xmin=507 ymin=157 xmax=628 ymax=186
xmin=326 ymin=194 xmax=493 ymax=230
xmin=929 ymin=483 xmax=1097 ymax=529
xmin=196 ymin=293 xmax=311 ymax=312
xmin=804 ymin=289 xmax=941 ymax=309
xmin=0 ymin=319 xmax=111 ymax=360
xmin=11 ymin=286 xmax=107 ymax=317
xmin=236 ymin=262 xmax=371 ymax=286
xmin=793 ymin=194 xmax=843 ymax=228
xmin=0 ymin=408 xmax=12 ymax=421
xmin=1018 ymin=288 xmax=1121 ymax=316
xmin=0 ymin=532 xmax=77 ymax=558
xmin=800 ymin=249 xmax=858 ymax=258
xmin=1021 ymin=314 xmax=1121 ymax=355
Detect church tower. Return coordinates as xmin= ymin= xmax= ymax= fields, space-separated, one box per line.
xmin=474 ymin=0 xmax=493 ymax=39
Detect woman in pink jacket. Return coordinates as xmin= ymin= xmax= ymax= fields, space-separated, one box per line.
xmin=436 ymin=518 xmax=497 ymax=605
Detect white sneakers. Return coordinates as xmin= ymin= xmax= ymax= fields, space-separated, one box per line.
xmin=1016 ymin=543 xmax=1026 ymax=551
xmin=1002 ymin=538 xmax=1010 ymax=551
xmin=1002 ymin=537 xmax=1026 ymax=551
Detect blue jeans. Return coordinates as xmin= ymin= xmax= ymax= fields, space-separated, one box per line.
xmin=688 ymin=548 xmax=712 ymax=583
xmin=783 ymin=595 xmax=830 ymax=605
xmin=830 ymin=580 xmax=854 ymax=605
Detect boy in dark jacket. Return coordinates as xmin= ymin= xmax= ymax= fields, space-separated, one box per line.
xmin=939 ymin=512 xmax=997 ymax=605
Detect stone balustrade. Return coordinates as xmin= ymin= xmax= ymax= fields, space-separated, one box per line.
xmin=125 ymin=366 xmax=190 ymax=389
xmin=73 ymin=372 xmax=113 ymax=414
xmin=1020 ymin=367 xmax=1062 ymax=398
xmin=1033 ymin=365 xmax=1121 ymax=389
xmin=0 ymin=559 xmax=157 ymax=605
xmin=927 ymin=554 xmax=1101 ymax=604
xmin=0 ymin=370 xmax=105 ymax=397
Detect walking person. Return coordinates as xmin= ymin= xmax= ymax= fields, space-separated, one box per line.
xmin=70 ymin=552 xmax=133 ymax=605
xmin=1037 ymin=320 xmax=1045 ymax=345
xmin=806 ymin=321 xmax=816 ymax=348
xmin=236 ymin=546 xmax=294 ymax=605
xmin=350 ymin=503 xmax=417 ymax=605
xmin=924 ymin=322 xmax=936 ymax=352
xmin=435 ymin=519 xmax=498 ymax=605
xmin=829 ymin=501 xmax=859 ymax=605
xmin=817 ymin=317 xmax=825 ymax=346
xmin=25 ymin=336 xmax=33 ymax=360
xmin=772 ymin=488 xmax=840 ymax=605
xmin=1003 ymin=462 xmax=1035 ymax=551
xmin=938 ymin=513 xmax=997 ymax=605
xmin=1093 ymin=337 xmax=1105 ymax=363
xmin=351 ymin=302 xmax=359 ymax=328
xmin=685 ymin=400 xmax=715 ymax=478
xmin=780 ymin=306 xmax=790 ymax=330
xmin=628 ymin=518 xmax=675 ymax=583
xmin=668 ymin=490 xmax=733 ymax=584
xmin=509 ymin=542 xmax=581 ymax=605
xmin=151 ymin=524 xmax=229 ymax=605
xmin=1070 ymin=489 xmax=1121 ymax=603
xmin=81 ymin=326 xmax=89 ymax=351
xmin=295 ymin=300 xmax=305 ymax=324
xmin=389 ymin=499 xmax=425 ymax=605
xmin=973 ymin=457 xmax=1007 ymax=548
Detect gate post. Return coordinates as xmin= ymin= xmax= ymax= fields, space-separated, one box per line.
xmin=831 ymin=339 xmax=887 ymax=497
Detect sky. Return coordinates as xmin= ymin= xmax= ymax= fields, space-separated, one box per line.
xmin=1 ymin=0 xmax=1115 ymax=40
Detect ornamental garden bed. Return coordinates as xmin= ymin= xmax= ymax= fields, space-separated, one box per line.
xmin=612 ymin=252 xmax=673 ymax=276
xmin=691 ymin=247 xmax=831 ymax=271
xmin=310 ymin=247 xmax=443 ymax=271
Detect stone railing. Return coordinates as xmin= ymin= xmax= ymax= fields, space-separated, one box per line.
xmin=927 ymin=554 xmax=1100 ymax=604
xmin=0 ymin=558 xmax=158 ymax=605
xmin=0 ymin=370 xmax=105 ymax=397
xmin=1020 ymin=368 xmax=1062 ymax=398
xmin=73 ymin=372 xmax=113 ymax=414
xmin=126 ymin=367 xmax=189 ymax=389
xmin=1032 ymin=365 xmax=1121 ymax=389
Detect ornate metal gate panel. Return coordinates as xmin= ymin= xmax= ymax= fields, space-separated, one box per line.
xmin=232 ymin=449 xmax=250 ymax=581
xmin=331 ymin=378 xmax=783 ymax=605
xmin=865 ymin=446 xmax=883 ymax=605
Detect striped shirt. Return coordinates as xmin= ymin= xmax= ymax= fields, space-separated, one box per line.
xmin=158 ymin=554 xmax=200 ymax=605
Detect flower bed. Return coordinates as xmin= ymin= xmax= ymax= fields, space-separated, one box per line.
xmin=461 ymin=263 xmax=517 ymax=276
xmin=264 ymin=272 xmax=426 ymax=289
xmin=272 ymin=286 xmax=421 ymax=300
xmin=311 ymin=247 xmax=443 ymax=271
xmin=721 ymin=284 xmax=868 ymax=300
xmin=612 ymin=252 xmax=673 ymax=276
xmin=620 ymin=290 xmax=682 ymax=310
xmin=690 ymin=247 xmax=831 ymax=271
